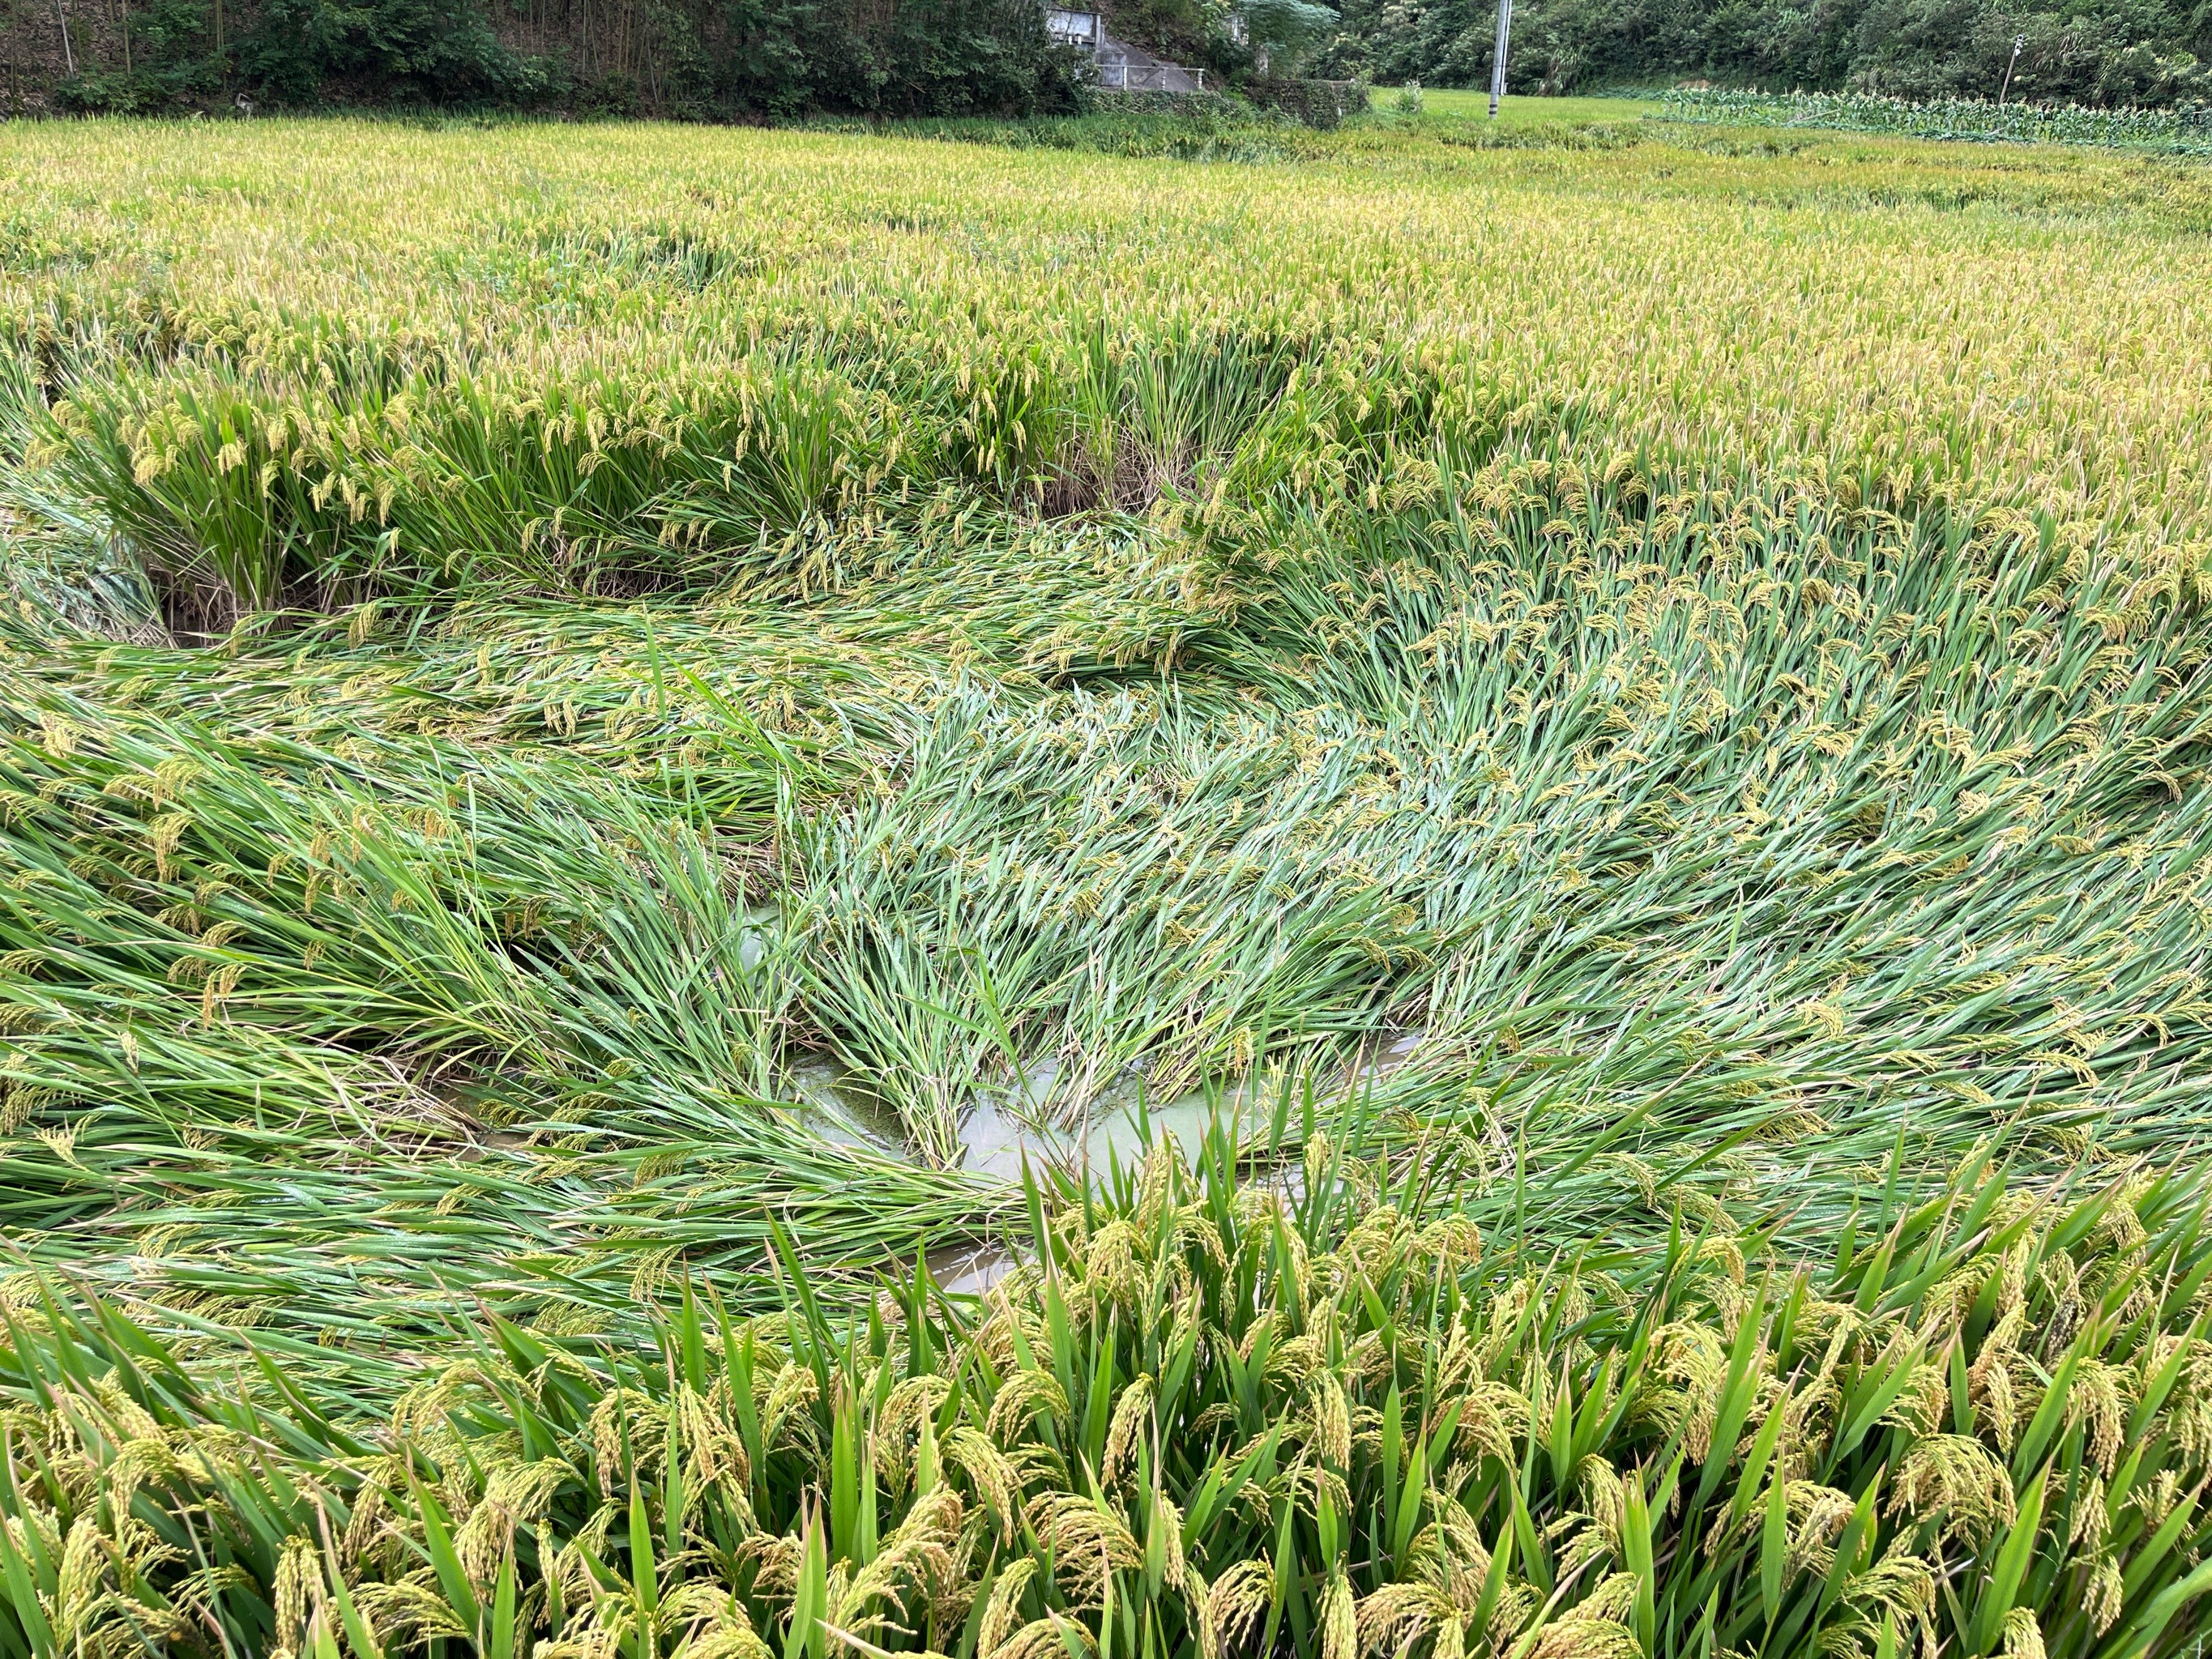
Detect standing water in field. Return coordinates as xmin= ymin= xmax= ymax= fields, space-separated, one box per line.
xmin=792 ymin=1036 xmax=1423 ymax=1183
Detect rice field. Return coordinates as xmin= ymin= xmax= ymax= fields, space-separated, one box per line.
xmin=3 ymin=115 xmax=2212 ymax=1658
xmin=1392 ymin=92 xmax=1659 ymax=125
xmin=1658 ymin=91 xmax=2212 ymax=157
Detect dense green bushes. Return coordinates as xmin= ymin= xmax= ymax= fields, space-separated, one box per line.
xmin=237 ymin=0 xmax=555 ymax=108
xmin=41 ymin=0 xmax=557 ymax=114
xmin=1320 ymin=0 xmax=2212 ymax=108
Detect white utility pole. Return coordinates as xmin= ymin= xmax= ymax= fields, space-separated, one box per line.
xmin=1488 ymin=0 xmax=1512 ymax=117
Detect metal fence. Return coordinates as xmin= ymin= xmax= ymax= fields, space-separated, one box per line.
xmin=1097 ymin=58 xmax=1204 ymax=92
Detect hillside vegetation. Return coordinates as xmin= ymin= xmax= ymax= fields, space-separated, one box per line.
xmin=1 ymin=0 xmax=1083 ymax=119
xmin=2 ymin=116 xmax=2212 ymax=1659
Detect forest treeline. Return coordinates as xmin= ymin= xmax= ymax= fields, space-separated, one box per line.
xmin=1 ymin=0 xmax=2205 ymax=120
xmin=1 ymin=0 xmax=1087 ymax=117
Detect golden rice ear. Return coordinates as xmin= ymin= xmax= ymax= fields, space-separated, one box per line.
xmin=1143 ymin=1489 xmax=1191 ymax=1596
xmin=1026 ymin=1491 xmax=1142 ymax=1608
xmin=268 ymin=1533 xmax=322 ymax=1657
xmin=2083 ymin=1553 xmax=2124 ymax=1635
xmin=984 ymin=1368 xmax=1070 ymax=1448
xmin=993 ymin=1614 xmax=1091 ymax=1659
xmin=942 ymin=1429 xmax=1023 ymax=1538
xmin=1203 ymin=1559 xmax=1274 ymax=1658
xmin=1998 ymin=1607 xmax=2046 ymax=1659
xmin=1100 ymin=1373 xmax=1154 ymax=1487
xmin=1519 ymin=1614 xmax=1644 ymax=1659
xmin=1318 ymin=1567 xmax=1356 ymax=1659
xmin=455 ymin=1458 xmax=570 ymax=1587
xmin=874 ymin=1373 xmax=954 ymax=1488
xmin=2066 ymin=1360 xmax=2130 ymax=1476
xmin=1309 ymin=1371 xmax=1353 ymax=1470
xmin=1885 ymin=1435 xmax=2017 ymax=1547
xmin=1081 ymin=1219 xmax=1142 ymax=1305
xmin=1352 ymin=1578 xmax=1443 ymax=1659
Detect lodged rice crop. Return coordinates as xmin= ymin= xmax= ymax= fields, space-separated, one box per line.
xmin=3 ymin=114 xmax=2212 ymax=1657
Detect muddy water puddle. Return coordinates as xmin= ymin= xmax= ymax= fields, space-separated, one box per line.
xmin=784 ymin=1030 xmax=1424 ymax=1179
xmin=776 ymin=1036 xmax=1420 ymax=1295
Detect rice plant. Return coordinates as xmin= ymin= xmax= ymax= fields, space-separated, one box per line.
xmin=6 ymin=1137 xmax=2212 ymax=1659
